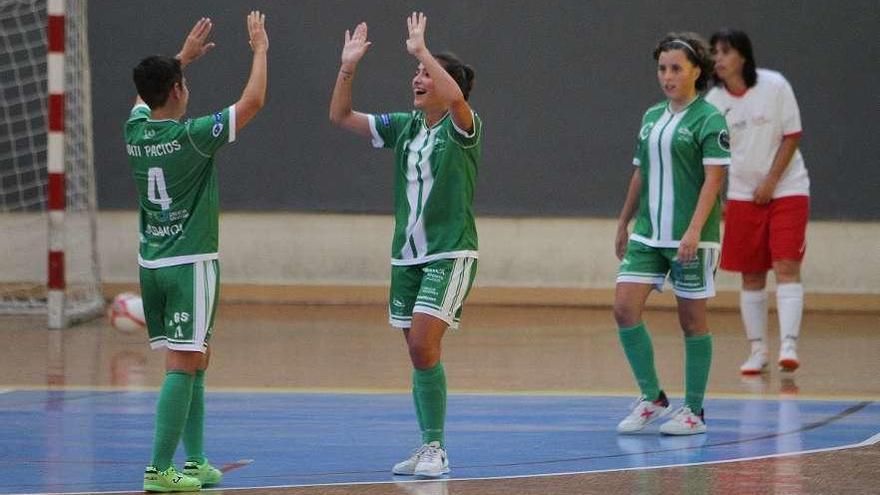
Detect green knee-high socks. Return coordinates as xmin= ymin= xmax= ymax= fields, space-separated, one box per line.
xmin=412 ymin=363 xmax=447 ymax=446
xmin=618 ymin=322 xmax=662 ymax=401
xmin=151 ymin=371 xmax=195 ymax=471
xmin=685 ymin=334 xmax=713 ymax=413
xmin=182 ymin=369 xmax=206 ymax=464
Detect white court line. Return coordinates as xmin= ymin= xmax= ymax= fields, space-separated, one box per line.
xmin=33 ymin=428 xmax=880 ymax=495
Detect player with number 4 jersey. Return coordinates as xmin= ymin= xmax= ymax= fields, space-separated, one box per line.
xmin=126 ymin=105 xmax=231 ymax=268
xmin=125 ymin=13 xmax=268 ymax=493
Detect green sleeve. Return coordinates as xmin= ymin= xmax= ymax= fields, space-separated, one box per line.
xmin=700 ymin=113 xmax=731 ymax=166
xmin=369 ymin=112 xmax=412 ymax=149
xmin=447 ymin=111 xmax=482 ymax=148
xmin=184 ymin=106 xmax=234 ymax=157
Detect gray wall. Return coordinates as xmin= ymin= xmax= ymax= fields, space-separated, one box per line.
xmin=91 ymin=0 xmax=879 ymax=220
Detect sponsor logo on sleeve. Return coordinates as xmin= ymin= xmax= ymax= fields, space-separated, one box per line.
xmin=718 ymin=130 xmax=730 ymax=151
xmin=379 ymin=113 xmax=392 ymax=127
xmin=212 ymin=112 xmax=224 ymax=137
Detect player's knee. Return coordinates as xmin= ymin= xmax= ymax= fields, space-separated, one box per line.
xmin=613 ymin=303 xmax=639 ymax=328
xmin=408 ymin=341 xmax=439 ymax=369
xmin=742 ymin=272 xmax=768 ymax=290
xmin=773 ymin=261 xmax=801 ymax=282
xmin=677 ymin=312 xmax=707 ymax=336
xmin=166 ymin=350 xmax=203 ymax=374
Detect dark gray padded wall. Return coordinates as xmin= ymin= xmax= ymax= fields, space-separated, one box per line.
xmin=92 ymin=0 xmax=879 ymax=220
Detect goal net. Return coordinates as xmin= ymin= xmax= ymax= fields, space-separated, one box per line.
xmin=0 ymin=0 xmax=103 ymax=326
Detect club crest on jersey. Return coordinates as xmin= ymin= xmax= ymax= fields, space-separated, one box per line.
xmin=718 ymin=130 xmax=730 ymax=151
xmin=639 ymin=122 xmax=654 ymax=140
xmin=212 ymin=112 xmax=223 ymax=137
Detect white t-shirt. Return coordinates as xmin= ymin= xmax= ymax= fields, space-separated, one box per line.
xmin=706 ymin=68 xmax=810 ymax=200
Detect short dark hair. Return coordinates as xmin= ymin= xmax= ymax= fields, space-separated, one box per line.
xmin=709 ymin=28 xmax=758 ymax=88
xmin=132 ymin=55 xmax=182 ymax=108
xmin=653 ymin=32 xmax=713 ymax=91
xmin=435 ymin=52 xmax=475 ymax=101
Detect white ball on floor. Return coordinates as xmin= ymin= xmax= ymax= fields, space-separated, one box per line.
xmin=108 ymin=292 xmax=146 ymax=333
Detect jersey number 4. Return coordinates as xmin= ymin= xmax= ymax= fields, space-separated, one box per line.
xmin=147 ymin=167 xmax=172 ymax=210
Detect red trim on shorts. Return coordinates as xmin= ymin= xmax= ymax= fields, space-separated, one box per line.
xmin=783 ymin=131 xmax=803 ymax=138
xmin=720 ymin=196 xmax=809 ymax=272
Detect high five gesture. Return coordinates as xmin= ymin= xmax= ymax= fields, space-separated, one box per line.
xmin=176 ymin=17 xmax=216 ymax=67
xmin=405 ymin=12 xmax=427 ymax=56
xmin=342 ymin=22 xmax=371 ymax=68
xmin=247 ymin=10 xmax=268 ymax=53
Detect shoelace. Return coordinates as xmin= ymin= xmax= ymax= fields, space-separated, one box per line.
xmin=407 ymin=444 xmax=429 ymax=461
xmin=627 ymin=395 xmax=649 ymax=411
xmin=419 ymin=445 xmax=443 ymax=463
xmin=671 ymin=407 xmax=695 ymax=422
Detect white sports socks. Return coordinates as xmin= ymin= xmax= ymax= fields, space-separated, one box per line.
xmin=740 ymin=289 xmax=768 ymax=352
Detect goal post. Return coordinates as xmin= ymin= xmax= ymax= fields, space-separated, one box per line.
xmin=0 ymin=0 xmax=103 ymax=327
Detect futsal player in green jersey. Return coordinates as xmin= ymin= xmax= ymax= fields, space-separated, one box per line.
xmin=329 ymin=13 xmax=481 ymax=477
xmin=125 ymin=13 xmax=268 ymax=492
xmin=613 ymin=33 xmax=729 ymax=436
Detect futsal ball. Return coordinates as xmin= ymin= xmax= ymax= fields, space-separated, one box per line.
xmin=108 ymin=292 xmax=146 ymax=333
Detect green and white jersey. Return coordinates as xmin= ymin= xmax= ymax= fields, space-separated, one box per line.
xmin=124 ymin=104 xmax=235 ymax=268
xmin=631 ymin=97 xmax=730 ymax=248
xmin=368 ymin=110 xmax=481 ymax=265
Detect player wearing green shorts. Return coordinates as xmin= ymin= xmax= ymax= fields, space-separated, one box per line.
xmin=330 ymin=13 xmax=480 ymax=477
xmin=126 ymin=13 xmax=268 ymax=492
xmin=613 ymin=33 xmax=729 ymax=436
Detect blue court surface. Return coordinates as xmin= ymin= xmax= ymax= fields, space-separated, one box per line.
xmin=1 ymin=390 xmax=877 ymax=494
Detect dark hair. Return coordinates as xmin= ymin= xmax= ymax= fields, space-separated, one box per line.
xmin=709 ymin=28 xmax=758 ymax=88
xmin=653 ymin=32 xmax=713 ymax=91
xmin=434 ymin=52 xmax=475 ymax=101
xmin=132 ymin=55 xmax=182 ymax=108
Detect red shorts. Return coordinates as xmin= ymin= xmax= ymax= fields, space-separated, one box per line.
xmin=720 ymin=196 xmax=809 ymax=273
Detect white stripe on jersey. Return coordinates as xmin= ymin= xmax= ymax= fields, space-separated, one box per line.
xmin=402 ymin=124 xmax=438 ymax=260
xmin=647 ymin=108 xmax=686 ymax=243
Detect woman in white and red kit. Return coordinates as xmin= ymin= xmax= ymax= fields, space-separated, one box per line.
xmin=706 ymin=29 xmax=810 ymax=375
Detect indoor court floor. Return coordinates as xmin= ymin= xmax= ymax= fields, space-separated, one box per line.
xmin=1 ymin=302 xmax=878 ymax=494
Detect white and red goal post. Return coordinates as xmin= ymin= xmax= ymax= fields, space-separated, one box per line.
xmin=0 ymin=0 xmax=103 ymax=327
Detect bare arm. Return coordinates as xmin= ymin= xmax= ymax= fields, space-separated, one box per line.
xmin=615 ymin=169 xmax=642 ymax=260
xmin=678 ymin=165 xmax=727 ymax=262
xmin=328 ymin=22 xmax=372 ymax=137
xmin=753 ymin=134 xmax=801 ymax=204
xmin=234 ymin=11 xmax=268 ymax=132
xmin=405 ymin=12 xmax=473 ymax=132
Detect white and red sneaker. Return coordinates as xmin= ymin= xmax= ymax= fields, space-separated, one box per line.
xmin=740 ymin=348 xmax=768 ymax=375
xmin=778 ymin=341 xmax=800 ymax=372
xmin=616 ymin=391 xmax=671 ymax=434
xmin=660 ymin=406 xmax=706 ymax=436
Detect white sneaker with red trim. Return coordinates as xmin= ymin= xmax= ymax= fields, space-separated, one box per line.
xmin=660 ymin=406 xmax=707 ymax=436
xmin=616 ymin=391 xmax=671 ymax=434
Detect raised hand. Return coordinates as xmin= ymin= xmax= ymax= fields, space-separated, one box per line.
xmin=405 ymin=12 xmax=427 ymax=56
xmin=177 ymin=17 xmax=216 ymax=66
xmin=341 ymin=22 xmax=371 ymax=67
xmin=247 ymin=10 xmax=268 ymax=53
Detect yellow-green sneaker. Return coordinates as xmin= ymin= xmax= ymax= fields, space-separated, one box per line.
xmin=182 ymin=459 xmax=223 ymax=486
xmin=143 ymin=465 xmax=201 ymax=492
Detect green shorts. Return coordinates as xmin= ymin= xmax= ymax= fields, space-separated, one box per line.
xmin=617 ymin=240 xmax=718 ymax=299
xmin=139 ymin=259 xmax=219 ymax=352
xmin=389 ymin=257 xmax=478 ymax=329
